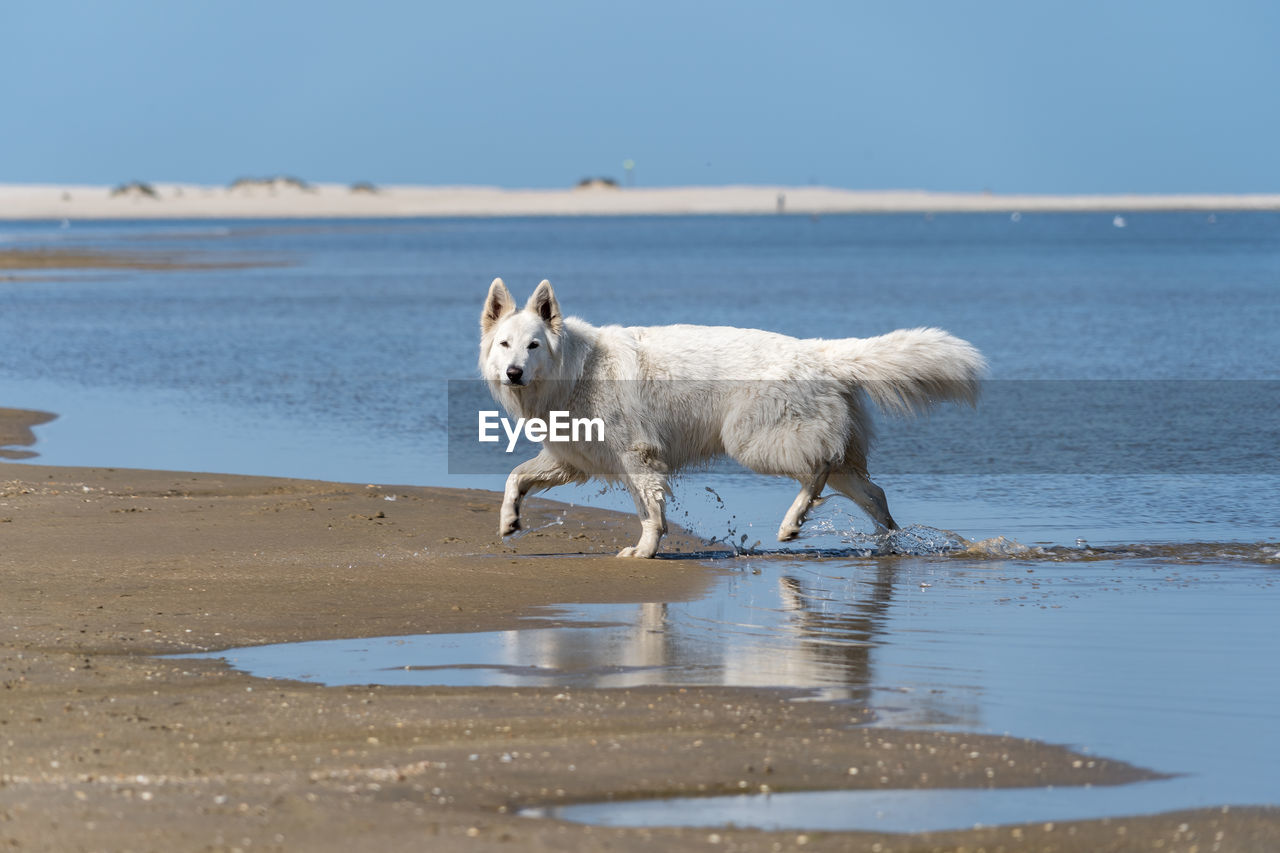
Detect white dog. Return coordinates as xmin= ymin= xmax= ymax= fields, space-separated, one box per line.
xmin=480 ymin=278 xmax=985 ymax=558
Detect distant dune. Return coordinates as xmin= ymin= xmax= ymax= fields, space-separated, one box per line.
xmin=2 ymin=182 xmax=1279 ymax=220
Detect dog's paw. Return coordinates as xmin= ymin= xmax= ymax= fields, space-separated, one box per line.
xmin=777 ymin=524 xmax=801 ymax=542
xmin=499 ymin=517 xmax=521 ymax=537
xmin=617 ymin=545 xmax=658 ymax=558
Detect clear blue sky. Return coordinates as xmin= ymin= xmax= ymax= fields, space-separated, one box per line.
xmin=3 ymin=0 xmax=1278 ymax=193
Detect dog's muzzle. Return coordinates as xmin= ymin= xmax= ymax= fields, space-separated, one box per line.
xmin=505 ymin=365 xmax=524 ymax=385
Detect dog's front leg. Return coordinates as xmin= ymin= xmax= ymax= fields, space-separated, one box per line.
xmin=500 ymin=451 xmax=581 ymax=537
xmin=617 ymin=452 xmax=669 ymax=558
xmin=499 ymin=468 xmax=524 ymax=537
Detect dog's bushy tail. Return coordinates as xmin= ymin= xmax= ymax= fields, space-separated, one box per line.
xmin=825 ymin=327 xmax=986 ymax=416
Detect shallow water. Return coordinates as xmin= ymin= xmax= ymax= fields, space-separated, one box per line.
xmin=175 ymin=538 xmax=1280 ymax=829
xmin=3 ymin=213 xmax=1278 ymax=546
xmin=523 ymin=784 xmax=1188 ymax=833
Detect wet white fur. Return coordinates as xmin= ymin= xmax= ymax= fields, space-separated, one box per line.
xmin=480 ymin=278 xmax=985 ymax=558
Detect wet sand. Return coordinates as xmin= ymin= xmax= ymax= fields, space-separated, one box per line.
xmin=3 ymin=450 xmax=1278 ymax=851
xmin=0 ymin=408 xmax=57 ymax=460
xmin=0 ymin=247 xmax=284 ymax=283
xmin=4 ymin=181 xmax=1280 ymax=220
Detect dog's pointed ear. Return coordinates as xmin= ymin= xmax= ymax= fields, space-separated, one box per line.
xmin=527 ymin=279 xmax=562 ymax=336
xmin=482 ymin=278 xmax=515 ymax=334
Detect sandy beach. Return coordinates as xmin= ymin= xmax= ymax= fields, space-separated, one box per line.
xmin=4 ymin=181 xmax=1280 ymax=221
xmin=1 ymin=402 xmax=1277 ymax=853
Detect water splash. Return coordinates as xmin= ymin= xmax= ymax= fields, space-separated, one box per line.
xmin=671 ymin=485 xmax=763 ymax=555
xmin=883 ymin=525 xmax=971 ymax=555
xmin=961 ymin=535 xmax=1045 ymax=558
xmin=826 ymin=524 xmax=971 ymax=557
xmin=504 ymin=509 xmax=568 ymax=540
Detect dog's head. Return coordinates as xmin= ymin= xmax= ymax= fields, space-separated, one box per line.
xmin=479 ymin=278 xmax=562 ymax=387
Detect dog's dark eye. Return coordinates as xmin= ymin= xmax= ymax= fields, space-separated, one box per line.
xmin=498 ymin=341 xmax=510 ymax=348
xmin=527 ymin=341 xmax=540 ymax=349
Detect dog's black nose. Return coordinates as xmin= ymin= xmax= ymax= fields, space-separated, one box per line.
xmin=506 ymin=365 xmax=524 ymax=384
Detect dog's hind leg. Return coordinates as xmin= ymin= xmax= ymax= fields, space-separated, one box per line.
xmin=777 ymin=464 xmax=831 ymax=542
xmin=500 ymin=450 xmax=583 ymax=537
xmin=828 ymin=469 xmax=899 ymax=532
xmin=617 ymin=453 xmax=669 ymax=558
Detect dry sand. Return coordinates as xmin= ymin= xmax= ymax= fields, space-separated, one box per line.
xmin=4 ymin=181 xmax=1280 ymax=221
xmin=2 ymin=445 xmax=1278 ymax=851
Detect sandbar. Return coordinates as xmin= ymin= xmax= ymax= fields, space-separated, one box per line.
xmin=3 ymin=181 xmax=1279 ymax=221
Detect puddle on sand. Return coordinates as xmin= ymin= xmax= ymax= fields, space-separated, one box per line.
xmin=173 ymin=533 xmax=1280 ymax=832
xmin=524 ymin=782 xmax=1188 ymax=834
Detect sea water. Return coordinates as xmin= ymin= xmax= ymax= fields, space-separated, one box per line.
xmin=2 ymin=212 xmax=1276 ymax=545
